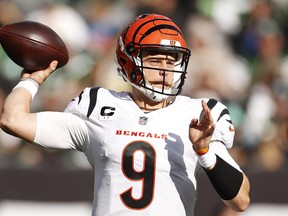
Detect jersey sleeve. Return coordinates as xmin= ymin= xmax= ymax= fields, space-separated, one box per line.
xmin=206 ymin=99 xmax=235 ymax=149
xmin=195 ymin=99 xmax=241 ymax=173
xmin=64 ymin=87 xmax=100 ymax=118
xmin=34 ymin=111 xmax=89 ymax=151
xmin=34 ymin=87 xmax=101 ymax=151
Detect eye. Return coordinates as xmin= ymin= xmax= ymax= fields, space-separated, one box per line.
xmin=147 ymin=58 xmax=160 ymax=66
xmin=166 ymin=60 xmax=175 ymax=68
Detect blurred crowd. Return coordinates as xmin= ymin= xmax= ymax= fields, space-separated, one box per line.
xmin=0 ymin=0 xmax=287 ymax=173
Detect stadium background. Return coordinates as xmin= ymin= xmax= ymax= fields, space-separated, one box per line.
xmin=0 ymin=0 xmax=287 ymax=215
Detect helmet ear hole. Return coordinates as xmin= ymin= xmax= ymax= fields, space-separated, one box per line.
xmin=131 ymin=73 xmax=136 ymax=82
xmin=119 ymin=57 xmax=127 ymax=65
xmin=126 ymin=43 xmax=135 ymax=55
xmin=130 ymin=69 xmax=142 ymax=83
xmin=130 ymin=70 xmax=138 ymax=82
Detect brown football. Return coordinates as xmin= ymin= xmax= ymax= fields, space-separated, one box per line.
xmin=0 ymin=21 xmax=69 ymax=71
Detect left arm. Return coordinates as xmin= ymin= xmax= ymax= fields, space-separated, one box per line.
xmin=224 ymin=173 xmax=250 ymax=211
xmin=205 ymin=142 xmax=250 ymax=212
xmin=189 ymin=100 xmax=250 ymax=211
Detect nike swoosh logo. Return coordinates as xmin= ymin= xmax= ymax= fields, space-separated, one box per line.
xmin=226 ymin=119 xmax=232 ymax=124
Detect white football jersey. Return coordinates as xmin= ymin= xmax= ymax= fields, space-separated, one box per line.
xmin=34 ymin=87 xmax=240 ymax=216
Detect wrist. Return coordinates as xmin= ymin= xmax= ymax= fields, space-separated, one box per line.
xmin=195 ymin=148 xmax=217 ymax=169
xmin=193 ymin=145 xmax=209 ymax=156
xmin=13 ymin=78 xmax=39 ymax=99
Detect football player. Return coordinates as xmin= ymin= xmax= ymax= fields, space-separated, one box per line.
xmin=0 ymin=14 xmax=250 ymax=215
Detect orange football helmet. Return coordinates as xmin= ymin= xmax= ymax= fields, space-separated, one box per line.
xmin=116 ymin=14 xmax=191 ymax=101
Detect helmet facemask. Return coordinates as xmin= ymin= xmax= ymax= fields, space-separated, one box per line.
xmin=118 ymin=39 xmax=191 ymax=102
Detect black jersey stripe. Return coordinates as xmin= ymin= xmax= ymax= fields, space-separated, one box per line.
xmin=78 ymin=91 xmax=84 ymax=104
xmin=217 ymin=108 xmax=231 ymax=123
xmin=131 ymin=18 xmax=168 ymax=42
xmin=206 ymin=99 xmax=231 ymax=123
xmin=139 ymin=24 xmax=182 ymax=43
xmin=199 ymin=99 xmax=232 ymax=123
xmin=87 ymin=87 xmax=100 ymax=118
xmin=207 ymin=99 xmax=218 ymax=110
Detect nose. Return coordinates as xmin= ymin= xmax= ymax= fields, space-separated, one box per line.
xmin=159 ymin=60 xmax=171 ymax=76
xmin=159 ymin=69 xmax=166 ymax=76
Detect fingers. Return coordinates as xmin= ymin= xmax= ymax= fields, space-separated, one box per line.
xmin=203 ymin=100 xmax=216 ymax=131
xmin=206 ymin=122 xmax=216 ymax=136
xmin=191 ymin=100 xmax=216 ymax=134
xmin=190 ymin=100 xmax=214 ymax=128
xmin=21 ymin=61 xmax=58 ymax=84
xmin=201 ymin=100 xmax=211 ymax=118
xmin=201 ymin=100 xmax=216 ymax=136
xmin=50 ymin=60 xmax=58 ymax=71
xmin=189 ymin=100 xmax=217 ymax=149
xmin=190 ymin=118 xmax=198 ymax=127
xmin=201 ymin=100 xmax=214 ymax=124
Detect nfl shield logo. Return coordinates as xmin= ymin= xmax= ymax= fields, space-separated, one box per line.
xmin=139 ymin=116 xmax=148 ymax=125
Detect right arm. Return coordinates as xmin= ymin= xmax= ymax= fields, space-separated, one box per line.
xmin=0 ymin=84 xmax=37 ymax=142
xmin=189 ymin=100 xmax=250 ymax=212
xmin=0 ymin=61 xmax=58 ymax=142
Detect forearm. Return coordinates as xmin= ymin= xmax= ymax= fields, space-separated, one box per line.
xmin=223 ymin=174 xmax=250 ymax=212
xmin=0 ymin=87 xmax=36 ymax=142
xmin=1 ymin=61 xmax=57 ymax=142
xmin=195 ymin=142 xmax=250 ymax=212
xmin=202 ymin=154 xmax=250 ymax=212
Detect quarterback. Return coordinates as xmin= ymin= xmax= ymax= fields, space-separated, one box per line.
xmin=0 ymin=14 xmax=250 ymax=215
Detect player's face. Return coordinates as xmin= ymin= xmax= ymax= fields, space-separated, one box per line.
xmin=142 ymin=51 xmax=176 ymax=90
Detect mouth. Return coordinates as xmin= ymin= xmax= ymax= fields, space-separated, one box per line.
xmin=149 ymin=81 xmax=172 ymax=89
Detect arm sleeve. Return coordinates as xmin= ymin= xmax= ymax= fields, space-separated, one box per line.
xmin=33 ymin=111 xmax=89 ymax=151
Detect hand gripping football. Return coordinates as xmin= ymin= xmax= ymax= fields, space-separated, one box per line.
xmin=0 ymin=21 xmax=69 ymax=71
